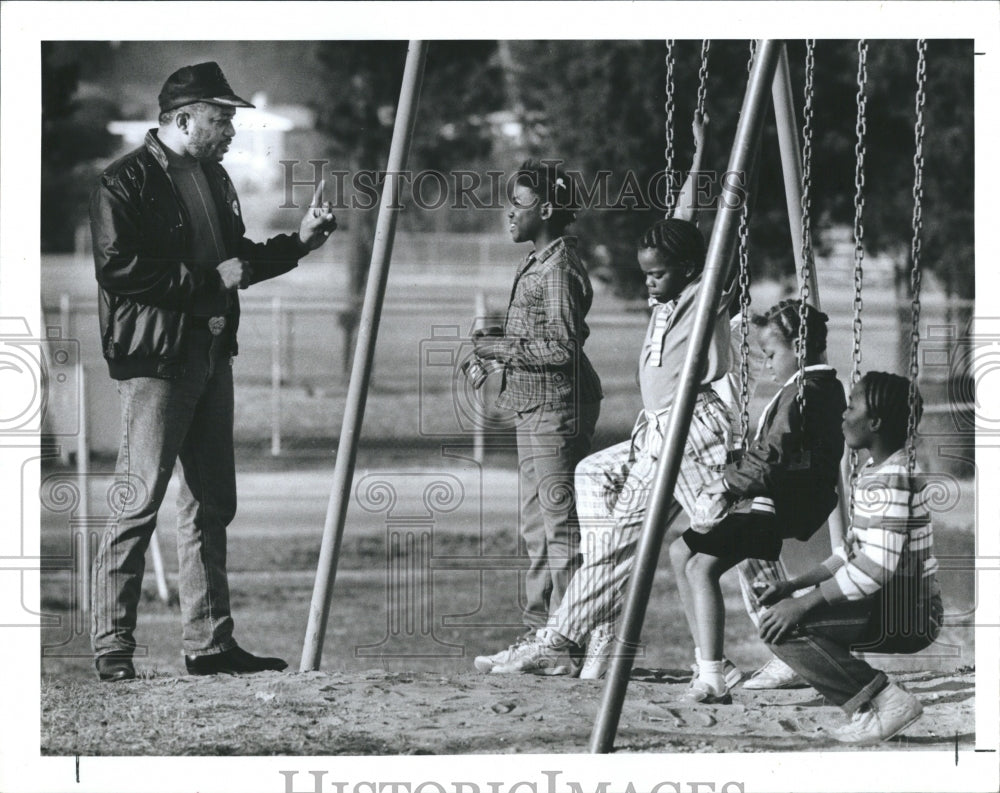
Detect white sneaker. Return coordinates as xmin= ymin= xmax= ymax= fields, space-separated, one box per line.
xmin=473 ymin=632 xmax=534 ymax=673
xmin=833 ymin=683 xmax=924 ymax=745
xmin=741 ymin=657 xmax=807 ymax=690
xmin=580 ymin=623 xmax=615 ymax=680
xmin=491 ymin=630 xmax=581 ymax=677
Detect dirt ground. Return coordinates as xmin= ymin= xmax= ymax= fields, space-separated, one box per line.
xmin=38 ymin=462 xmax=978 ymax=757
xmin=41 ymin=664 xmax=974 ymax=756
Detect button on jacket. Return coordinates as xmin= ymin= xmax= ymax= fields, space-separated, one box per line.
xmin=90 ymin=129 xmax=306 ymax=380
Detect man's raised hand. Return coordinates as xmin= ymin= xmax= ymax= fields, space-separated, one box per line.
xmin=299 ymin=180 xmax=338 ymax=251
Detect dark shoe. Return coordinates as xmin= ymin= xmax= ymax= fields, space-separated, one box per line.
xmin=96 ymin=654 xmax=136 ymax=683
xmin=184 ymin=644 xmax=288 ymax=676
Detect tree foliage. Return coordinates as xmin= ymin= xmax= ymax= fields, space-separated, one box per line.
xmin=41 ymin=42 xmax=120 ymax=251
xmin=513 ymin=40 xmax=973 ymax=299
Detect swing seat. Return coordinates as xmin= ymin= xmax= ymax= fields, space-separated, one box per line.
xmin=852 ymin=576 xmax=943 ymax=655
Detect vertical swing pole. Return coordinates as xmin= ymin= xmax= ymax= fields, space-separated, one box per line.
xmin=771 ymin=43 xmax=819 ymax=301
xmin=771 ymin=42 xmax=850 ymax=546
xmin=300 ymin=41 xmax=428 ymax=671
xmin=589 ymin=40 xmax=782 ymax=754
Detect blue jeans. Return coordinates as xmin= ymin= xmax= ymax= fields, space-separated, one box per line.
xmin=516 ymin=400 xmax=600 ymax=630
xmin=766 ymin=581 xmax=942 ymax=714
xmin=92 ymin=329 xmax=237 ymax=658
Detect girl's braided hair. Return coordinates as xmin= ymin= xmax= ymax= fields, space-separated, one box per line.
xmin=638 ymin=218 xmax=707 ymax=272
xmin=751 ymin=298 xmax=829 ymax=358
xmin=859 ymin=371 xmax=922 ymax=448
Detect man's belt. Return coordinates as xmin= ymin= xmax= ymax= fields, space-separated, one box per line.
xmin=188 ymin=315 xmax=227 ymax=335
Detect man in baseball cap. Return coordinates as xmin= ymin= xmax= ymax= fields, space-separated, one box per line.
xmin=90 ymin=62 xmax=337 ymax=681
xmin=158 ymin=61 xmax=256 ymax=112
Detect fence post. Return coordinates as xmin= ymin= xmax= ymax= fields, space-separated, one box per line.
xmin=284 ymin=306 xmax=295 ymax=385
xmin=472 ymin=291 xmax=487 ymax=465
xmin=75 ymin=363 xmax=89 ymax=618
xmin=59 ymin=294 xmax=72 ymax=466
xmin=271 ymin=296 xmax=282 ymax=456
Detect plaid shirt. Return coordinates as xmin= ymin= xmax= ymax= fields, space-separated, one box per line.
xmin=493 ymin=236 xmax=603 ymax=412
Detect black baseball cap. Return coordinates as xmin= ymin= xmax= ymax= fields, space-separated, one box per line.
xmin=158 ymin=62 xmax=255 ymax=113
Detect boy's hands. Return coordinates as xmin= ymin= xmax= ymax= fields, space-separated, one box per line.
xmin=758 ymin=597 xmax=810 ymax=644
xmin=755 ymin=579 xmax=796 ymax=607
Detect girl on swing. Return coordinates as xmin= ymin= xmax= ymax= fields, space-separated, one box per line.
xmin=670 ymin=299 xmax=847 ymax=704
xmin=756 ymin=371 xmax=942 ymax=744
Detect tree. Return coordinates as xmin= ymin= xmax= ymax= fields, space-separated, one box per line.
xmin=311 ymin=41 xmax=505 ymax=370
xmin=41 ymin=42 xmax=120 ymax=251
xmin=512 ymin=40 xmax=973 ymax=301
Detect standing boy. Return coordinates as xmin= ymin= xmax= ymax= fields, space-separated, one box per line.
xmin=472 ymin=161 xmax=602 ymax=665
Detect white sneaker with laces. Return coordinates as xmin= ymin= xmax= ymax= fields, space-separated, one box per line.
xmin=833 ymin=683 xmax=924 ymax=745
xmin=580 ymin=623 xmax=615 ymax=680
xmin=741 ymin=656 xmax=807 ymax=690
xmin=491 ymin=630 xmax=581 ymax=677
xmin=474 ymin=632 xmax=534 ymax=673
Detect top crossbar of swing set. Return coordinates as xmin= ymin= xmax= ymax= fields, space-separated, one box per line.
xmin=590 ymin=39 xmax=846 ymax=754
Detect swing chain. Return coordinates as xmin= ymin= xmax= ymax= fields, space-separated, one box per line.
xmin=665 ymin=40 xmax=676 ymax=217
xmin=849 ymin=39 xmax=868 ymax=508
xmin=907 ymin=39 xmax=928 ymax=476
xmin=697 ymin=40 xmax=712 ymax=118
xmin=796 ymin=40 xmax=816 ymax=417
xmin=736 ymin=39 xmax=757 ymax=449
xmin=851 ymin=40 xmax=867 ymax=389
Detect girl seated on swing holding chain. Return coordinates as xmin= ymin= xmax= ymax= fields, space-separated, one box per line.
xmin=756 ymin=371 xmax=942 ymax=744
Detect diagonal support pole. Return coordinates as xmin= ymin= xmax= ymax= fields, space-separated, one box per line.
xmin=300 ymin=41 xmax=428 ymax=671
xmin=589 ymin=39 xmax=782 ymax=754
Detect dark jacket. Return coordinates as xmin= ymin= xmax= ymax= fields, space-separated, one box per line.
xmin=90 ymin=129 xmax=305 ymax=379
xmin=723 ymin=367 xmax=846 ymax=541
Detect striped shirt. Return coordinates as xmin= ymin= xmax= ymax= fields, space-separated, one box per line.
xmin=494 ymin=236 xmax=603 ymax=411
xmin=819 ymin=449 xmax=938 ymax=604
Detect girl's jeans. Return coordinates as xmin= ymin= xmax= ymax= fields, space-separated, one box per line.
xmin=91 ymin=329 xmax=237 ymax=659
xmin=766 ymin=579 xmax=943 ymax=714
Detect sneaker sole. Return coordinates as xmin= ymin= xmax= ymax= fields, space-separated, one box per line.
xmin=684 ymin=690 xmax=733 ymax=705
xmin=491 ymin=662 xmax=579 ymax=677
xmin=834 ymin=708 xmax=923 ymax=745
xmin=873 ymin=709 xmax=924 ymax=745
xmin=741 ymin=678 xmax=808 ymax=690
